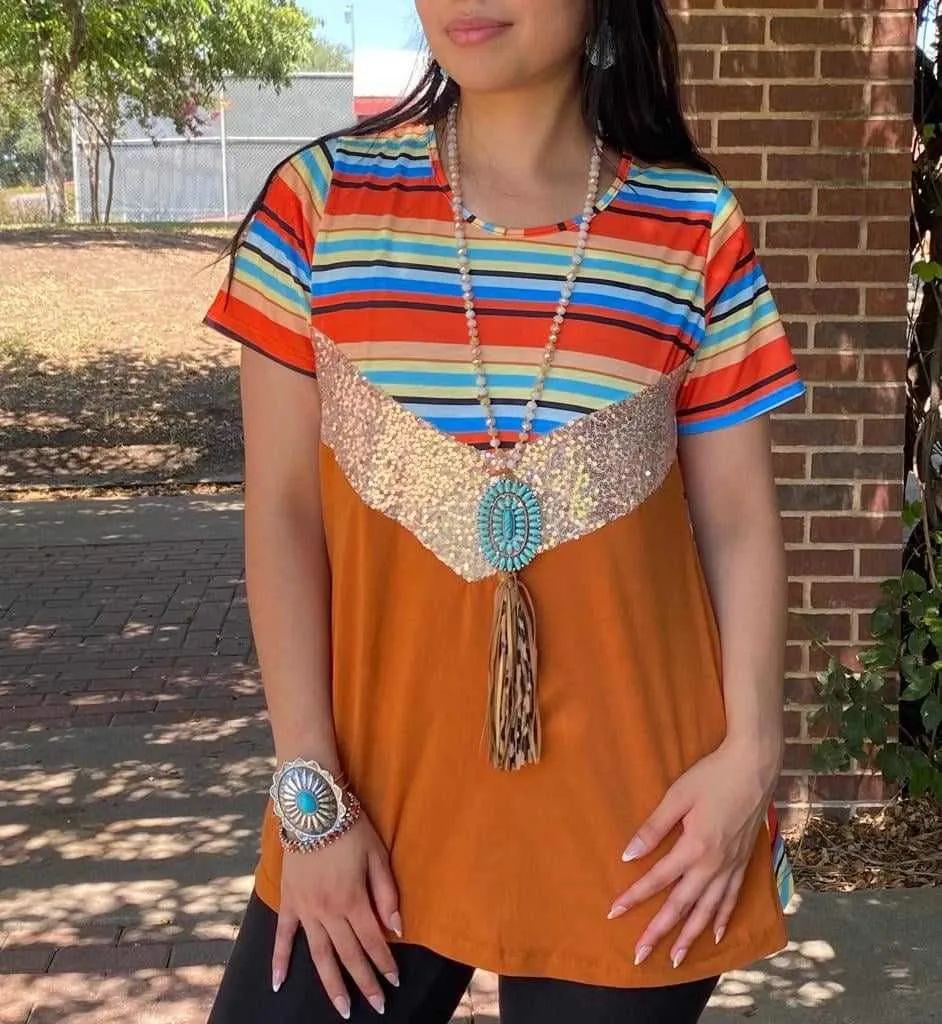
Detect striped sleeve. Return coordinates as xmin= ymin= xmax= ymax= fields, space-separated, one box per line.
xmin=676 ymin=184 xmax=805 ymax=434
xmin=202 ymin=142 xmax=334 ymax=376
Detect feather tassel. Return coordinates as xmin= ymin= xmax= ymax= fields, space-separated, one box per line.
xmin=487 ymin=572 xmax=541 ymax=770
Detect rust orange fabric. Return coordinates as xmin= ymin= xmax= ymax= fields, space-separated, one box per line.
xmin=251 ymin=451 xmax=788 ymax=987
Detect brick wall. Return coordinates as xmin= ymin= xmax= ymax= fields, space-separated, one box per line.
xmin=669 ymin=0 xmax=915 ymax=820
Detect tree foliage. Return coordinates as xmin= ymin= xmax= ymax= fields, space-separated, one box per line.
xmin=297 ymin=32 xmax=352 ymax=73
xmin=0 ymin=0 xmax=341 ymax=219
xmin=0 ymin=78 xmax=45 ymax=187
xmin=85 ymin=0 xmax=321 ymax=133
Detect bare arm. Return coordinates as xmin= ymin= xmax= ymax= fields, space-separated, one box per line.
xmin=240 ymin=346 xmax=339 ymax=772
xmin=678 ymin=413 xmax=787 ymax=777
xmin=612 ymin=413 xmax=789 ymax=967
xmin=240 ymin=346 xmax=399 ymax=1013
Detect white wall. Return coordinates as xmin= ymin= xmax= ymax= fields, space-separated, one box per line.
xmin=354 ymin=47 xmax=426 ymax=99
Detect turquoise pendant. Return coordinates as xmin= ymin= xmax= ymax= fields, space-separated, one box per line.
xmin=479 ymin=477 xmax=542 ymax=572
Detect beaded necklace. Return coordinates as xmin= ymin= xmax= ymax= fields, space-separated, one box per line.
xmin=445 ymin=102 xmax=603 ymax=769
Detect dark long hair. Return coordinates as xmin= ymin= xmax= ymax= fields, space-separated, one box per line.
xmin=217 ymin=0 xmax=717 ymax=272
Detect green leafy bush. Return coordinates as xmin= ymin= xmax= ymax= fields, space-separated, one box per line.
xmin=813 ymin=502 xmax=942 ymax=804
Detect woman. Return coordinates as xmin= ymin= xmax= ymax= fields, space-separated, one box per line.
xmin=203 ymin=1 xmax=803 ymax=1021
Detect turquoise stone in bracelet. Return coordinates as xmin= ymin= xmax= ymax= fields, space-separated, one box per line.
xmin=296 ymin=790 xmax=319 ymax=814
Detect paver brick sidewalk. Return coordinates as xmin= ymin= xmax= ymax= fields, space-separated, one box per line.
xmin=0 ymin=496 xmax=484 ymax=1022
xmin=0 ymin=496 xmax=255 ymax=1023
xmin=0 ymin=713 xmax=486 ymax=1022
xmin=0 ymin=495 xmax=259 ymax=732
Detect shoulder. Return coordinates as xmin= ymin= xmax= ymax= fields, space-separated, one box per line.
xmin=256 ymin=125 xmax=434 ymax=251
xmin=270 ymin=125 xmax=432 ymax=216
xmin=625 ymin=158 xmax=748 ymax=250
xmin=273 ymin=139 xmax=339 ymax=219
xmin=244 ymin=140 xmax=341 ymax=262
xmin=626 ymin=157 xmax=725 ymax=212
xmin=319 ymin=124 xmax=432 ymax=179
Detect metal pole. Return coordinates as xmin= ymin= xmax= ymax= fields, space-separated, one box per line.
xmin=70 ymin=101 xmax=83 ymax=223
xmin=346 ymin=3 xmax=356 ymax=105
xmin=219 ymin=83 xmax=229 ymax=219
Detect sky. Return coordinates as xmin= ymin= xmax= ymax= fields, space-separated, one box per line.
xmin=301 ymin=0 xmax=420 ymax=52
xmin=300 ymin=0 xmax=424 ymax=97
xmin=918 ymin=0 xmax=938 ymax=60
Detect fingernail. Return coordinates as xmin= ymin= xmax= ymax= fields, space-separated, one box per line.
xmin=272 ymin=967 xmax=284 ymax=993
xmin=634 ymin=944 xmax=652 ymax=966
xmin=715 ymin=926 xmax=726 ymax=945
xmin=369 ymin=993 xmax=385 ymax=1015
xmin=672 ymin=948 xmax=687 ymax=969
xmin=333 ymin=995 xmax=351 ymax=1020
xmin=389 ymin=911 xmax=403 ymax=938
xmin=607 ymin=904 xmax=627 ymax=920
xmin=622 ymin=838 xmax=645 ymax=863
xmin=384 ymin=971 xmax=400 ymax=988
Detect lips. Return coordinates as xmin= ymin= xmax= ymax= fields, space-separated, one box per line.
xmin=444 ymin=16 xmax=512 ymax=46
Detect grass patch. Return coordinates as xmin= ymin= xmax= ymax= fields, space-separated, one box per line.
xmin=1 ymin=219 xmax=234 ymax=237
xmin=0 ymin=183 xmax=45 ymax=196
xmin=0 ymin=182 xmax=75 ymax=225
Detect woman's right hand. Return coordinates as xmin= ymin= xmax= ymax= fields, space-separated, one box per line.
xmin=272 ymin=816 xmax=402 ymax=1019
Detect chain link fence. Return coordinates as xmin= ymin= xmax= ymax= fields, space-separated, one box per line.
xmin=71 ymin=73 xmax=354 ymax=223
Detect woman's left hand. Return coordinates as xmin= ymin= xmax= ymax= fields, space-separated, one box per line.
xmin=608 ymin=736 xmax=782 ymax=970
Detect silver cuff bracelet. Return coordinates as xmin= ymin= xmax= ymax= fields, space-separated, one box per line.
xmin=270 ymin=757 xmax=355 ymax=846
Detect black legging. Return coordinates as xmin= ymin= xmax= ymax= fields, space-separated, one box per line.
xmin=208 ymin=891 xmax=719 ymax=1023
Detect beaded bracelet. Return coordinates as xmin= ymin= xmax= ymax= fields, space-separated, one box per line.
xmin=279 ymin=794 xmax=362 ymax=854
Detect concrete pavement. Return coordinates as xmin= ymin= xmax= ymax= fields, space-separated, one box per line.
xmin=1 ymin=494 xmax=940 ymax=1022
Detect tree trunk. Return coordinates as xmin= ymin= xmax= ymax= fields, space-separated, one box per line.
xmin=40 ymin=58 xmax=68 ymax=223
xmin=86 ymin=137 xmax=99 ymax=224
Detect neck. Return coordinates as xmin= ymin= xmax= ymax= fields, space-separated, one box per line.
xmin=453 ymin=73 xmax=591 ymax=182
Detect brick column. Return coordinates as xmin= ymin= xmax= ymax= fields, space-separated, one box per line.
xmin=669 ymin=0 xmax=915 ymax=819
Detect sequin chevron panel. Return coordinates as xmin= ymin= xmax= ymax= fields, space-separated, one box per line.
xmin=315 ymin=333 xmax=689 ymax=582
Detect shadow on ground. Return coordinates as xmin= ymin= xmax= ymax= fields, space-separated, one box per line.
xmin=0 ymin=226 xmax=232 ymax=253
xmin=3 ymin=714 xmax=941 ymax=1021
xmin=1 ymin=223 xmax=250 ymax=492
xmin=0 ymin=718 xmax=268 ymax=933
xmin=0 ymin=716 xmax=262 ymax=1023
xmin=702 ymin=888 xmax=941 ymax=1021
xmin=1 ymin=344 xmax=244 ymax=489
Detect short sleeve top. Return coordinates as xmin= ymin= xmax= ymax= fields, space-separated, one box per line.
xmin=203 ymin=126 xmax=801 ymax=988
xmin=205 ymin=128 xmax=802 ymax=441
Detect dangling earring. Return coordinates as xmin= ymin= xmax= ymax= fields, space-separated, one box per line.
xmin=586 ymin=20 xmax=616 ymax=70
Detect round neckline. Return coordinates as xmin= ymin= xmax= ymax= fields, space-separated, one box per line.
xmin=425 ymin=122 xmax=632 ymax=239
